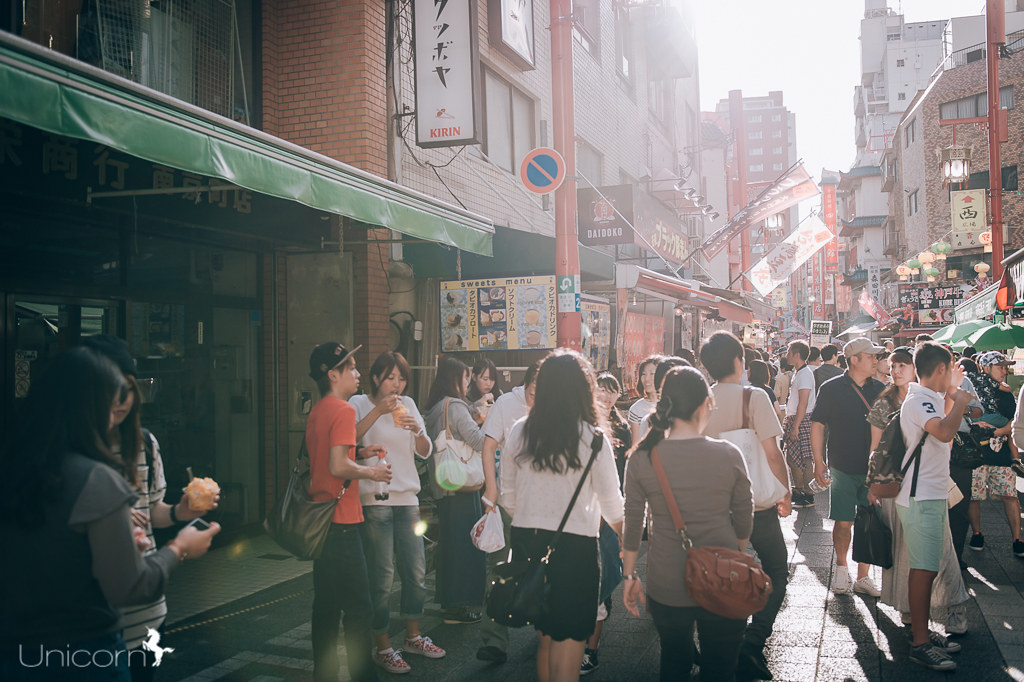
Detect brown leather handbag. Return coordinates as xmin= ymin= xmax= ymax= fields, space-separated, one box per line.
xmin=651 ymin=447 xmax=772 ymax=620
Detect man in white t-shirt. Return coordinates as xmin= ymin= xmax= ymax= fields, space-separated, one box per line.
xmin=476 ymin=361 xmax=540 ymax=664
xmin=897 ymin=343 xmax=972 ymax=672
xmin=783 ymin=340 xmax=817 ymax=507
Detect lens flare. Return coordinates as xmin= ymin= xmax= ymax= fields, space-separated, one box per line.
xmin=436 ymin=460 xmax=468 ymax=491
xmin=414 ymin=520 xmax=428 ymax=536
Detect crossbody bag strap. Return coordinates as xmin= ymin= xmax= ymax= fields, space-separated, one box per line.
xmin=299 ymin=435 xmax=351 ymax=502
xmin=542 ymin=429 xmax=605 ymax=560
xmin=849 ymin=380 xmax=873 ymax=412
xmin=651 ymin=446 xmax=691 ymax=548
xmin=903 ymin=433 xmax=928 ymax=498
xmin=741 ymin=387 xmax=752 ymax=430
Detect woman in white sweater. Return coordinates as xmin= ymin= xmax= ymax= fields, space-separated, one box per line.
xmin=500 ymin=350 xmax=624 ymax=682
xmin=350 ymin=352 xmax=443 ymax=674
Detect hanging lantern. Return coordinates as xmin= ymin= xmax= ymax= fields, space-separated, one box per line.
xmin=975 ymin=262 xmax=991 ymax=274
xmin=931 ymin=241 xmax=951 ymax=260
xmin=924 ymin=266 xmax=940 ymax=282
xmin=980 ymin=230 xmax=993 ymax=253
xmin=918 ymin=251 xmax=936 ymax=265
xmin=938 ymin=145 xmax=972 ymax=185
xmin=896 ymin=264 xmax=911 ymax=281
xmin=907 ymin=258 xmax=922 ymax=274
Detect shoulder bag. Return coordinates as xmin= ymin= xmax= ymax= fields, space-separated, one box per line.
xmin=650 ymin=446 xmax=772 ymax=620
xmin=485 ymin=430 xmax=604 ymax=628
xmin=434 ymin=398 xmax=486 ymax=492
xmin=718 ymin=387 xmax=788 ymax=510
xmin=264 ymin=441 xmax=350 ymax=561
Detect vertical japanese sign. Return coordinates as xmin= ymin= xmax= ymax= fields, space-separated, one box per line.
xmin=823 ymin=273 xmax=836 ymax=305
xmin=951 ymin=189 xmax=987 ymax=250
xmin=413 ymin=0 xmax=481 ymax=147
xmin=836 ymin=284 xmax=853 ymax=314
xmin=822 ymin=183 xmax=838 ymax=273
xmin=812 ymin=251 xmax=824 ymax=317
xmin=867 ymin=263 xmax=881 ymax=303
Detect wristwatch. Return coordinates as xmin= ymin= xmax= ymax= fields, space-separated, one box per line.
xmin=623 ymin=571 xmax=640 ymax=581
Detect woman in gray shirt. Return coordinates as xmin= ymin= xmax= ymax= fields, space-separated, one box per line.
xmin=622 ymin=366 xmax=753 ymax=682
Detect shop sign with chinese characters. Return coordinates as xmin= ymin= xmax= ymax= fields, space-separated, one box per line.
xmin=413 ymin=0 xmax=482 ymax=147
xmin=951 ymin=189 xmax=987 ymax=250
xmin=440 ymin=276 xmax=556 ymax=352
xmin=897 ymin=283 xmax=968 ymax=326
xmin=633 ymin=190 xmax=689 ymax=264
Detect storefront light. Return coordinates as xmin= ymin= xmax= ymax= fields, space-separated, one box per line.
xmin=938 ymin=145 xmax=972 ymax=185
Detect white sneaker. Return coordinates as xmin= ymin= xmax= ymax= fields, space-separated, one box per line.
xmin=833 ymin=565 xmax=852 ymax=594
xmin=853 ymin=576 xmax=881 ymax=597
xmin=947 ymin=607 xmax=969 ymax=635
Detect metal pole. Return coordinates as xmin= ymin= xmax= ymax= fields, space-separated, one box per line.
xmin=551 ymin=0 xmax=582 ymax=349
xmin=987 ymin=0 xmax=1006 ymax=278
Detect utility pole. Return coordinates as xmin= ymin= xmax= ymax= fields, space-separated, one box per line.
xmin=987 ymin=0 xmax=1007 ymax=278
xmin=551 ymin=0 xmax=581 ymax=349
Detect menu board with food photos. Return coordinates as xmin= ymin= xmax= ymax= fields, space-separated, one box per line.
xmin=440 ymin=276 xmax=558 ymax=352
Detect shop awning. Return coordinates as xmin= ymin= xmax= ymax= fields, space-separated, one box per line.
xmin=0 ymin=35 xmax=493 ymax=255
xmin=955 ymin=283 xmax=999 ymax=323
xmin=615 ymin=265 xmax=754 ymax=323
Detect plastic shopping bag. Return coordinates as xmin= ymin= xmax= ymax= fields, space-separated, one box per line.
xmin=471 ymin=500 xmax=505 ymax=553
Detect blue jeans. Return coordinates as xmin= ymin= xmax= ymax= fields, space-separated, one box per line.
xmin=360 ymin=505 xmax=428 ymax=634
xmin=311 ymin=524 xmax=377 ymax=682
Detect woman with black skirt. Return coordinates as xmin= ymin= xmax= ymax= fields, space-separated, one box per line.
xmin=500 ymin=350 xmax=625 ymax=682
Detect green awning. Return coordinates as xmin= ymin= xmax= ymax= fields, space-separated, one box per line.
xmin=0 ymin=35 xmax=492 ymax=255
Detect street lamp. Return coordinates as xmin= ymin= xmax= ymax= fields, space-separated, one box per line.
xmin=938 ymin=146 xmax=972 ymax=185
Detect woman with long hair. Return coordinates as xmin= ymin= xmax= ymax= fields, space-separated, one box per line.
xmin=580 ymin=371 xmax=632 ymax=675
xmin=500 ymin=350 xmax=624 ymax=682
xmin=869 ymin=348 xmax=969 ymax=637
xmin=622 ymin=366 xmax=753 ymax=681
xmin=467 ymin=358 xmax=503 ymax=424
xmin=424 ymin=356 xmax=488 ymax=625
xmin=350 ymin=351 xmax=443 ymax=673
xmin=0 ymin=348 xmax=218 ymax=681
xmin=628 ymin=354 xmax=662 ymax=442
xmin=83 ymin=335 xmax=218 ymax=682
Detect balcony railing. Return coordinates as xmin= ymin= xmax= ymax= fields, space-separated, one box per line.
xmin=944 ymin=29 xmax=1024 ymax=70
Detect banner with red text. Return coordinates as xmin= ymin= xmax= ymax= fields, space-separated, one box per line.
xmin=822 ymin=184 xmax=838 ymax=273
xmin=749 ymin=215 xmax=834 ymax=297
xmin=700 ymin=162 xmax=820 ymax=258
xmin=859 ymin=289 xmax=893 ymax=326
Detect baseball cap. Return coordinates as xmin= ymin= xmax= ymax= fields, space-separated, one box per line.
xmin=308 ymin=342 xmax=362 ymax=381
xmin=977 ymin=350 xmax=1013 ymax=369
xmin=889 ymin=346 xmax=914 ymax=365
xmin=843 ymin=337 xmax=884 ymax=357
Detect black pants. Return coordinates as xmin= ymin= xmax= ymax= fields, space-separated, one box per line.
xmin=649 ymin=597 xmax=746 ymax=682
xmin=436 ymin=492 xmax=486 ymax=608
xmin=311 ymin=524 xmax=377 ymax=682
xmin=949 ymin=463 xmax=974 ymax=563
xmin=744 ymin=509 xmax=788 ymax=650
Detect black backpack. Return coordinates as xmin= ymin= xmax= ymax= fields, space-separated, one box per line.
xmin=865 ymin=411 xmax=927 ymax=498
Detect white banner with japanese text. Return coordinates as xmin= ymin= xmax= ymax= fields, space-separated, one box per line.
xmin=749 ymin=215 xmax=834 ymax=297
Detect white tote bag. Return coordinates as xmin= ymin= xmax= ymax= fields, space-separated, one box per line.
xmin=433 ymin=399 xmax=485 ymax=492
xmin=719 ymin=388 xmax=788 ymax=510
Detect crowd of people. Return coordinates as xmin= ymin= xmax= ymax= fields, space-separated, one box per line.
xmin=5 ymin=328 xmax=1023 ymax=681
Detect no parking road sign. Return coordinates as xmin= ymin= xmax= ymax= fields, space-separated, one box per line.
xmin=520 ymin=147 xmax=566 ymax=194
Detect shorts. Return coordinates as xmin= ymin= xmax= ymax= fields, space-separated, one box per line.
xmin=896 ymin=498 xmax=948 ymax=572
xmin=971 ymin=465 xmax=1016 ymax=500
xmin=828 ymin=468 xmax=870 ymax=523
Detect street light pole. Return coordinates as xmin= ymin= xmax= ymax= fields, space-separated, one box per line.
xmin=987 ymin=0 xmax=1007 ymax=278
xmin=551 ymin=0 xmax=582 ymax=349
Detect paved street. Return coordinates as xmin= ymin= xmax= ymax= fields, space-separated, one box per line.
xmin=157 ymin=497 xmax=1024 ymax=681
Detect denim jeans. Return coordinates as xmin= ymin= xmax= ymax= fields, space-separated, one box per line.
xmin=648 ymin=597 xmax=746 ymax=682
xmin=311 ymin=524 xmax=378 ymax=682
xmin=360 ymin=505 xmax=428 ymax=634
xmin=744 ymin=509 xmax=788 ymax=650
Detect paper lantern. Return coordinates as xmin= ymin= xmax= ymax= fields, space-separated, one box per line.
xmin=980 ymin=230 xmax=993 ymax=253
xmin=975 ymin=262 xmax=991 ymax=274
xmin=925 ymin=267 xmax=940 ymax=282
xmin=931 ymin=241 xmax=951 ymax=260
xmin=895 ymin=264 xmax=911 ymax=281
xmin=918 ymin=251 xmax=936 ymax=265
xmin=907 ymin=258 xmax=922 ymax=274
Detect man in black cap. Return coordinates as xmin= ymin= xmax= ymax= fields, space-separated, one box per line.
xmin=305 ymin=342 xmax=391 ymax=682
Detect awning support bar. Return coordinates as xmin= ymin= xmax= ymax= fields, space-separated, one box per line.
xmin=87 ymin=184 xmax=239 ymax=202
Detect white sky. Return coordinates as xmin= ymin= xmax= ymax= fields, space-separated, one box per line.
xmin=694 ymin=0 xmax=987 ymax=179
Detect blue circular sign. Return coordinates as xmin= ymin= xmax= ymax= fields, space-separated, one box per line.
xmin=520 ymin=147 xmax=566 ymax=194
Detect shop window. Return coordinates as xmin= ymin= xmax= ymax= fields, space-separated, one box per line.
xmin=483 ymin=70 xmax=536 ymax=172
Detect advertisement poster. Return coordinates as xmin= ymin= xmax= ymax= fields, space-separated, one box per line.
xmin=581 ymin=298 xmax=611 ymax=371
xmin=440 ymin=276 xmax=557 ymax=352
xmin=895 ymin=283 xmax=968 ymax=327
xmin=621 ymin=313 xmax=665 ymax=397
xmin=810 ymin=320 xmax=832 ymax=348
xmin=951 ymin=189 xmax=987 ymax=250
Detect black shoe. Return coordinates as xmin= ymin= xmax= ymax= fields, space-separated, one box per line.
xmin=443 ymin=607 xmax=481 ymax=624
xmin=1014 ymin=539 xmax=1024 ymax=557
xmin=476 ymin=645 xmax=507 ymax=663
xmin=969 ymin=532 xmax=985 ymax=551
xmin=736 ymin=649 xmax=773 ymax=680
xmin=580 ymin=648 xmax=599 ymax=675
xmin=791 ymin=493 xmax=809 ymax=509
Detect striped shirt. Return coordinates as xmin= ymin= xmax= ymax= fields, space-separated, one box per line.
xmin=117 ymin=432 xmax=170 ymax=650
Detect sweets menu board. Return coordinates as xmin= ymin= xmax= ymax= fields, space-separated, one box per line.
xmin=440 ymin=276 xmax=558 ymax=352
